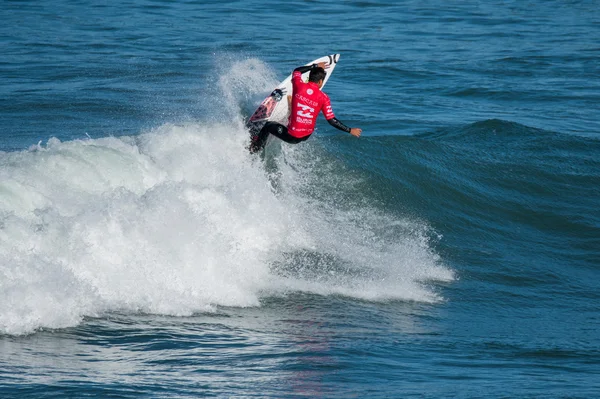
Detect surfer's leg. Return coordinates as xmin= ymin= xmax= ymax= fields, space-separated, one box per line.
xmin=266 ymin=122 xmax=310 ymax=144
xmin=249 ymin=123 xmax=272 ymax=153
xmin=250 ymin=122 xmax=309 ymax=153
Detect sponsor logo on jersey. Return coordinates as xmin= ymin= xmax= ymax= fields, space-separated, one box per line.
xmin=295 ymin=94 xmax=318 ymax=107
xmin=297 ymin=102 xmax=315 ymax=119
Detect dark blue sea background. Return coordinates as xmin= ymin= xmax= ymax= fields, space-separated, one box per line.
xmin=1 ymin=1 xmax=599 ymax=397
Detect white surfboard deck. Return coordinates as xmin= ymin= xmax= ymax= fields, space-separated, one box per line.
xmin=247 ymin=54 xmax=340 ymax=145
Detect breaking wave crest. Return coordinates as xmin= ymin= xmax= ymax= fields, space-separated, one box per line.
xmin=0 ymin=59 xmax=452 ymax=335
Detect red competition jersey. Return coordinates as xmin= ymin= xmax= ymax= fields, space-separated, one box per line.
xmin=287 ymin=70 xmax=335 ymax=138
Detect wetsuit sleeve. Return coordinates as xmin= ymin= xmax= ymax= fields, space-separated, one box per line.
xmin=327 ymin=117 xmax=352 ymax=133
xmin=294 ymin=64 xmax=316 ymax=74
xmin=292 ymin=64 xmax=317 ymax=83
xmin=322 ymin=94 xmax=351 ymax=133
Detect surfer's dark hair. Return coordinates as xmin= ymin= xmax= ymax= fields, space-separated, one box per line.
xmin=309 ymin=67 xmax=326 ymax=83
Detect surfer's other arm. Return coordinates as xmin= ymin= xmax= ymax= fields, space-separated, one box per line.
xmin=293 ymin=62 xmax=330 ymax=75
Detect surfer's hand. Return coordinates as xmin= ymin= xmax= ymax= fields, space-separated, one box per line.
xmin=317 ymin=62 xmax=330 ymax=70
xmin=350 ymin=128 xmax=362 ymax=138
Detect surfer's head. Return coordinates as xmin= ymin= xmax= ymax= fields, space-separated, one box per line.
xmin=309 ymin=67 xmax=326 ymax=87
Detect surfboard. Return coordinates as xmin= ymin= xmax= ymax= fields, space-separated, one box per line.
xmin=246 ymin=54 xmax=340 ymax=147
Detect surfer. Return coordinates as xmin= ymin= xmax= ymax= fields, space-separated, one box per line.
xmin=249 ymin=62 xmax=362 ymax=153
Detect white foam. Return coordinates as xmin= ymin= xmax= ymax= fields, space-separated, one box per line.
xmin=263 ymin=144 xmax=454 ymax=303
xmin=0 ymin=58 xmax=453 ymax=335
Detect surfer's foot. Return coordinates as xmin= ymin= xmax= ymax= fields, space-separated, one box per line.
xmin=248 ymin=138 xmax=261 ymax=154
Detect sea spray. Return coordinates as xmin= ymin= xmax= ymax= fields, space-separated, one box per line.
xmin=268 ymin=142 xmax=453 ymax=302
xmin=0 ymin=122 xmax=284 ymax=335
xmin=0 ymin=59 xmax=452 ymax=335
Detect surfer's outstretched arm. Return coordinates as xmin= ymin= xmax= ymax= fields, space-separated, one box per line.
xmin=327 ymin=117 xmax=351 ymax=133
xmin=327 ymin=117 xmax=362 ymax=137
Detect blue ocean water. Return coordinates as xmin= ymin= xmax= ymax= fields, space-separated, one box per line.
xmin=1 ymin=0 xmax=599 ymax=397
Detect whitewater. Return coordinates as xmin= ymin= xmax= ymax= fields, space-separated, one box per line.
xmin=0 ymin=60 xmax=452 ymax=336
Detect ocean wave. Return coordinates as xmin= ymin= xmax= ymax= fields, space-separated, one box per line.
xmin=0 ymin=59 xmax=452 ymax=336
xmin=323 ymin=118 xmax=600 ymax=290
